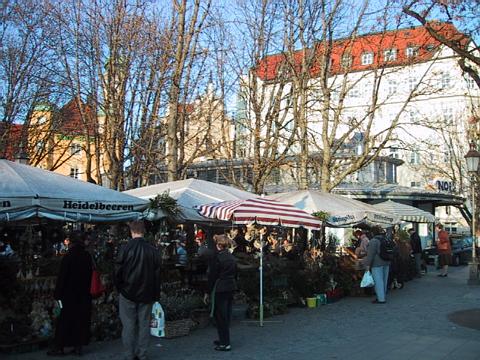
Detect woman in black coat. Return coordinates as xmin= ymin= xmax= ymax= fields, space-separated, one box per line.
xmin=208 ymin=234 xmax=237 ymax=352
xmin=48 ymin=231 xmax=93 ymax=356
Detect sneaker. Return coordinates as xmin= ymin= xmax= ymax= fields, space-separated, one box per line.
xmin=214 ymin=345 xmax=231 ymax=351
xmin=371 ymin=299 xmax=386 ymax=304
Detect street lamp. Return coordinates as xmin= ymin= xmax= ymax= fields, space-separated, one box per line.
xmin=464 ymin=141 xmax=480 ymax=285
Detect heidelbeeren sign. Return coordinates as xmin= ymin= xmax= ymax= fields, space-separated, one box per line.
xmin=63 ymin=201 xmax=134 ymax=211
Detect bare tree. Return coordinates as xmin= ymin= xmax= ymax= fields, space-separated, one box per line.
xmin=0 ymin=0 xmax=52 ymax=158
xmin=238 ymin=0 xmax=439 ymax=192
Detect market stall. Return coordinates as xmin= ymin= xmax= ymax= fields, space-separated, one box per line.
xmin=267 ymin=190 xmax=399 ymax=227
xmin=0 ymin=159 xmax=161 ymax=353
xmin=124 ymin=178 xmax=255 ymax=222
xmin=198 ymin=197 xmax=322 ymax=325
xmin=0 ymin=159 xmax=152 ymax=222
xmin=372 ymin=200 xmax=436 ymax=223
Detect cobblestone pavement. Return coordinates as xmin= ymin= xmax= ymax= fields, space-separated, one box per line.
xmin=8 ymin=265 xmax=480 ymax=360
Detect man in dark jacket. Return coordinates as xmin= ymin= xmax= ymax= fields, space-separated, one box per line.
xmin=115 ymin=221 xmax=161 ymax=360
xmin=208 ymin=234 xmax=237 ymax=352
xmin=408 ymin=228 xmax=423 ymax=277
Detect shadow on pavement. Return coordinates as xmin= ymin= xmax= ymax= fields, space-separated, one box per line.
xmin=448 ymin=308 xmax=480 ymax=331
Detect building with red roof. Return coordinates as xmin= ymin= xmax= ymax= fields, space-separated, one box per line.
xmin=27 ymin=99 xmax=104 ymax=183
xmin=237 ymin=22 xmax=479 ymax=232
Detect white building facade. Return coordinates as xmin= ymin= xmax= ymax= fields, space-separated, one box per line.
xmin=238 ymin=23 xmax=479 ymax=230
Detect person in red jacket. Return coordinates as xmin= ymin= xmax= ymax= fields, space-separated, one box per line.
xmin=436 ymin=224 xmax=452 ymax=277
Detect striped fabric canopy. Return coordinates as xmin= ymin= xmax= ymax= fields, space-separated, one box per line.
xmin=197 ymin=197 xmax=322 ymax=230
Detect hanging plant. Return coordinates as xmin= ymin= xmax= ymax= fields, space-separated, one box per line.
xmin=312 ymin=211 xmax=330 ymax=221
xmin=149 ymin=191 xmax=180 ymax=217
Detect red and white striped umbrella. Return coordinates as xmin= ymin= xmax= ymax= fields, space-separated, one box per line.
xmin=197 ymin=197 xmax=321 ymax=230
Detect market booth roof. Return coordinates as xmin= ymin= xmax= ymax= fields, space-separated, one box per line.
xmin=197 ymin=197 xmax=322 ymax=230
xmin=372 ymin=200 xmax=436 ymax=223
xmin=124 ymin=178 xmax=256 ymax=222
xmin=267 ymin=190 xmax=399 ymax=227
xmin=0 ymin=159 xmax=150 ymax=222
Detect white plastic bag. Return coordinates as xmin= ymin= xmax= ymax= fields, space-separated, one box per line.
xmin=150 ymin=302 xmax=165 ymax=337
xmin=360 ymin=271 xmax=375 ymax=288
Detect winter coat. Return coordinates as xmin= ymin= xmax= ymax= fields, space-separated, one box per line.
xmin=115 ymin=237 xmax=161 ymax=303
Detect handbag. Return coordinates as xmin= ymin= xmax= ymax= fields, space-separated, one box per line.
xmin=90 ymin=255 xmax=105 ymax=298
xmin=360 ymin=270 xmax=375 ymax=288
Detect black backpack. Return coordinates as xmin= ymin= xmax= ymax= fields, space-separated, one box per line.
xmin=379 ymin=236 xmax=395 ymax=261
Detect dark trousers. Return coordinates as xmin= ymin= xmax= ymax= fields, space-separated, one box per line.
xmin=214 ymin=291 xmax=233 ymax=346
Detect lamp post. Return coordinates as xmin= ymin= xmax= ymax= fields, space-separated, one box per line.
xmin=464 ymin=141 xmax=480 ymax=285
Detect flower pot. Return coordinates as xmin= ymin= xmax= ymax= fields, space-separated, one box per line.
xmin=316 ymin=293 xmax=327 ymax=305
xmin=306 ymin=297 xmax=317 ymax=308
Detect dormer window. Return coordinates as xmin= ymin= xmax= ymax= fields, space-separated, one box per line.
xmin=383 ymin=49 xmax=397 ymax=62
xmin=341 ymin=54 xmax=352 ymax=68
xmin=361 ymin=52 xmax=374 ymax=65
xmin=406 ymin=46 xmax=418 ymax=58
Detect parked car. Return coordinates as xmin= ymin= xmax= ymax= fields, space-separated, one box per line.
xmin=422 ymin=235 xmax=474 ymax=267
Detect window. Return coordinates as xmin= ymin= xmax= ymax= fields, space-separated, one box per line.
xmin=410 ymin=151 xmax=420 ymax=165
xmin=406 ymin=46 xmax=418 ymax=58
xmin=362 ymin=81 xmax=372 ymax=97
xmin=390 ymin=147 xmax=399 ymax=159
xmin=330 ymin=88 xmax=340 ymax=103
xmin=409 ymin=110 xmax=417 ymax=123
xmin=465 ymin=75 xmax=475 ymax=89
xmin=70 ymin=167 xmax=80 ymax=179
xmin=341 ymin=54 xmax=352 ymax=68
xmin=70 ymin=143 xmax=81 ymax=156
xmin=443 ymin=107 xmax=454 ymax=125
xmin=444 ymin=148 xmax=451 ymax=163
xmin=349 ymin=86 xmax=360 ymax=98
xmin=446 ymin=206 xmax=451 ymax=215
xmin=383 ymin=49 xmax=397 ymax=62
xmin=408 ymin=77 xmax=417 ymax=92
xmin=361 ymin=52 xmax=374 ymax=65
xmin=388 ymin=79 xmax=398 ymax=95
xmin=410 ymin=181 xmax=421 ymax=187
xmin=440 ymin=72 xmax=451 ymax=89
xmin=36 ymin=140 xmax=45 ymax=152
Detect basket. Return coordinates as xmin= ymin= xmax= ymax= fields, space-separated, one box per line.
xmin=164 ymin=319 xmax=195 ymax=339
xmin=190 ymin=309 xmax=210 ymax=329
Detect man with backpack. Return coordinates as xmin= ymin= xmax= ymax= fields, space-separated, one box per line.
xmin=365 ymin=225 xmax=394 ymax=304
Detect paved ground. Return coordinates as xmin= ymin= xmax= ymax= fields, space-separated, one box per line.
xmin=8 ymin=265 xmax=480 ymax=360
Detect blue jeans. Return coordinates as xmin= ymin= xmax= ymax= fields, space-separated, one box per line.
xmin=371 ymin=265 xmax=390 ymax=302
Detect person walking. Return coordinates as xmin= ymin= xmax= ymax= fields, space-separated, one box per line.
xmin=365 ymin=226 xmax=391 ymax=304
xmin=408 ymin=228 xmax=423 ymax=277
xmin=208 ymin=234 xmax=237 ymax=352
xmin=115 ymin=221 xmax=161 ymax=360
xmin=436 ymin=223 xmax=451 ymax=277
xmin=48 ymin=231 xmax=93 ymax=356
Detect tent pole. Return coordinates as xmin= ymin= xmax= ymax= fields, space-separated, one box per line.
xmin=259 ymin=232 xmax=264 ymax=327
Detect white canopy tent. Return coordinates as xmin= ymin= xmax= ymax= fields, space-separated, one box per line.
xmin=267 ymin=190 xmax=399 ymax=227
xmin=0 ymin=159 xmax=151 ymax=223
xmin=372 ymin=200 xmax=436 ymax=223
xmin=124 ymin=178 xmax=256 ymax=222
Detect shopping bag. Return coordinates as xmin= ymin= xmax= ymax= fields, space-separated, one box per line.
xmin=150 ymin=302 xmax=165 ymax=337
xmin=360 ymin=270 xmax=375 ymax=288
xmin=90 ymin=270 xmax=105 ymax=298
